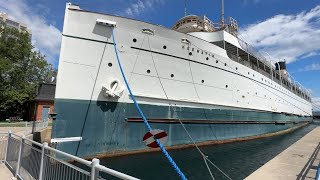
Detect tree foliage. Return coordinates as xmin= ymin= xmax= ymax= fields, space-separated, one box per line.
xmin=0 ymin=23 xmax=54 ymax=119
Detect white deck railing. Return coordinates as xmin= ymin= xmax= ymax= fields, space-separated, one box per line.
xmin=0 ymin=131 xmax=139 ymax=180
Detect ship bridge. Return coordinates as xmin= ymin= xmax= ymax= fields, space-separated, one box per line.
xmin=172 ymin=15 xmax=311 ymax=102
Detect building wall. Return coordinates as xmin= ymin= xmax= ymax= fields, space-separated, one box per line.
xmin=35 ymin=101 xmax=54 ymax=121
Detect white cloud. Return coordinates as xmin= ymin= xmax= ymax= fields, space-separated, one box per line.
xmin=124 ymin=0 xmax=165 ymax=17
xmin=312 ymin=97 xmax=320 ymax=112
xmin=240 ymin=5 xmax=320 ymax=63
xmin=0 ymin=0 xmax=61 ymax=64
xmin=298 ymin=62 xmax=320 ymax=72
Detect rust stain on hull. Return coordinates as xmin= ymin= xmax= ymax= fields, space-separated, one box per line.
xmin=84 ymin=122 xmax=309 ymax=160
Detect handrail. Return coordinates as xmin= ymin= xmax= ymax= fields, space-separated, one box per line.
xmin=0 ymin=131 xmax=139 ymax=180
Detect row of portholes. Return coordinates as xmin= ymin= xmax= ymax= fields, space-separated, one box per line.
xmin=109 ymin=60 xmax=291 ymax=102
xmin=132 ymin=38 xmax=292 ymax=97
xmin=145 ymin=69 xmax=228 ymax=88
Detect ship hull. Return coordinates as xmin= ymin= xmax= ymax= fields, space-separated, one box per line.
xmin=52 ymin=99 xmax=311 ymax=157
xmin=52 ymin=5 xmax=313 ymax=158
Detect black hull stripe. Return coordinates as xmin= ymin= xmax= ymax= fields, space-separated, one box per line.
xmin=127 ymin=118 xmax=311 ymax=125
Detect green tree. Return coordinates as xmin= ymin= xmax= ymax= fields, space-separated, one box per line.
xmin=0 ymin=22 xmax=54 ymax=119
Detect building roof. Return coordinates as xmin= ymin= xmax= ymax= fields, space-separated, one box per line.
xmin=34 ymin=83 xmax=56 ymax=101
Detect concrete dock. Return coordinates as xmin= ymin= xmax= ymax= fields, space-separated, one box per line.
xmin=246 ymin=127 xmax=320 ymax=180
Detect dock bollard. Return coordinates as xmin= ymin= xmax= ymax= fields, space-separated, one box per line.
xmin=91 ymin=158 xmax=100 ymax=180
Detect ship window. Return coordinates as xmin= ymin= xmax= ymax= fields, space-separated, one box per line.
xmin=108 ymin=63 xmax=112 ymax=67
xmin=163 ymin=45 xmax=167 ymax=49
xmin=225 ymin=63 xmax=227 ymax=66
xmin=197 ymin=50 xmax=199 ymax=53
xmin=133 ymin=38 xmax=137 ymax=43
xmin=201 ymin=80 xmax=204 ymax=83
xmin=216 ymin=60 xmax=218 ymax=63
xmin=192 ymin=48 xmax=194 ymax=51
xmin=253 ymin=74 xmax=255 ymax=77
xmin=206 ymin=57 xmax=209 ymax=60
xmin=248 ymin=72 xmax=250 ymax=75
xmin=226 ymin=85 xmax=228 ymax=88
xmin=187 ymin=20 xmax=191 ymax=23
xmin=212 ymin=55 xmax=214 ymax=58
xmin=236 ymin=67 xmax=238 ymax=70
xmin=182 ymin=45 xmax=185 ymax=49
xmin=171 ymin=74 xmax=174 ymax=78
xmin=147 ymin=70 xmax=151 ymax=73
xmin=201 ymin=51 xmax=203 ymax=54
xmin=189 ymin=52 xmax=192 ymax=56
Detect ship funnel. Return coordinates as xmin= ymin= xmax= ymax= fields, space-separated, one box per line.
xmin=275 ymin=61 xmax=287 ymax=79
xmin=275 ymin=61 xmax=286 ymax=70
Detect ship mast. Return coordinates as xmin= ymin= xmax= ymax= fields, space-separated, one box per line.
xmin=221 ymin=0 xmax=225 ymax=27
xmin=184 ymin=0 xmax=187 ymax=16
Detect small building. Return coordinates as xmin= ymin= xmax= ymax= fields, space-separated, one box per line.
xmin=25 ymin=83 xmax=56 ymax=121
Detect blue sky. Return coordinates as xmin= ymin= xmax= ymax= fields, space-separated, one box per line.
xmin=0 ymin=0 xmax=319 ymax=108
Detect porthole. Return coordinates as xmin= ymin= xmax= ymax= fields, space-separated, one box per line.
xmin=187 ymin=47 xmax=190 ymax=50
xmin=253 ymin=74 xmax=255 ymax=77
xmin=205 ymin=52 xmax=208 ymax=55
xmin=224 ymin=63 xmax=227 ymax=66
xmin=248 ymin=72 xmax=250 ymax=75
xmin=225 ymin=85 xmax=228 ymax=88
xmin=256 ymin=92 xmax=258 ymax=95
xmin=182 ymin=45 xmax=185 ymax=49
xmin=262 ymin=78 xmax=263 ymax=81
xmin=216 ymin=60 xmax=218 ymax=63
xmin=133 ymin=38 xmax=137 ymax=42
xmin=189 ymin=52 xmax=192 ymax=56
xmin=171 ymin=74 xmax=174 ymax=78
xmin=212 ymin=55 xmax=214 ymax=58
xmin=163 ymin=45 xmax=167 ymax=49
xmin=197 ymin=50 xmax=199 ymax=53
xmin=236 ymin=67 xmax=238 ymax=70
xmin=147 ymin=70 xmax=151 ymax=74
xmin=201 ymin=80 xmax=204 ymax=83
xmin=108 ymin=63 xmax=112 ymax=67
xmin=201 ymin=51 xmax=203 ymax=54
xmin=206 ymin=57 xmax=209 ymax=60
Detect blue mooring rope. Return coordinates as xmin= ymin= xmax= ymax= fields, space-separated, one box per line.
xmin=111 ymin=29 xmax=187 ymax=180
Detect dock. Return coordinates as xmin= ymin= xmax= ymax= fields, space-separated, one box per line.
xmin=246 ymin=127 xmax=320 ymax=180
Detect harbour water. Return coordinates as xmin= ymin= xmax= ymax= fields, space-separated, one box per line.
xmin=98 ymin=123 xmax=319 ymax=180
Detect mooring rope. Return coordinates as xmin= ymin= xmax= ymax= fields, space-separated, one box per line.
xmin=111 ymin=29 xmax=187 ymax=180
xmin=146 ymin=36 xmax=231 ymax=180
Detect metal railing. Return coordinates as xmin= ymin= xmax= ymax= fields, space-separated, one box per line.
xmin=0 ymin=131 xmax=139 ymax=180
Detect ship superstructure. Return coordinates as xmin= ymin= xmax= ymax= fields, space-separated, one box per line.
xmin=52 ymin=3 xmax=313 ymax=158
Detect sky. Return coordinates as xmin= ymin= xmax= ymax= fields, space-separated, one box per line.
xmin=0 ymin=0 xmax=319 ymax=110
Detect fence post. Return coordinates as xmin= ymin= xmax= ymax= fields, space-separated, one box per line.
xmin=91 ymin=158 xmax=100 ymax=180
xmin=15 ymin=135 xmax=25 ymax=177
xmin=4 ymin=130 xmax=11 ymax=162
xmin=32 ymin=121 xmax=36 ymax=134
xmin=39 ymin=142 xmax=48 ymax=180
xmin=25 ymin=122 xmax=28 ymax=135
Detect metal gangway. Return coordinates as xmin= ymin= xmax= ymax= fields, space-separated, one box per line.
xmin=0 ymin=131 xmax=139 ymax=180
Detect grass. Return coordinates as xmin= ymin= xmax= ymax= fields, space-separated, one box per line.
xmin=0 ymin=121 xmax=53 ymax=127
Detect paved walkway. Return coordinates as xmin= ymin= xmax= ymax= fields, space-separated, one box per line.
xmin=0 ymin=163 xmax=15 ymax=180
xmin=246 ymin=127 xmax=320 ymax=180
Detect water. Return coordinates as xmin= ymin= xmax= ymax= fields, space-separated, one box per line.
xmin=99 ymin=123 xmax=318 ymax=180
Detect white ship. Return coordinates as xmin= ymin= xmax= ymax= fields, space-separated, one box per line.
xmin=52 ymin=3 xmax=313 ymax=157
